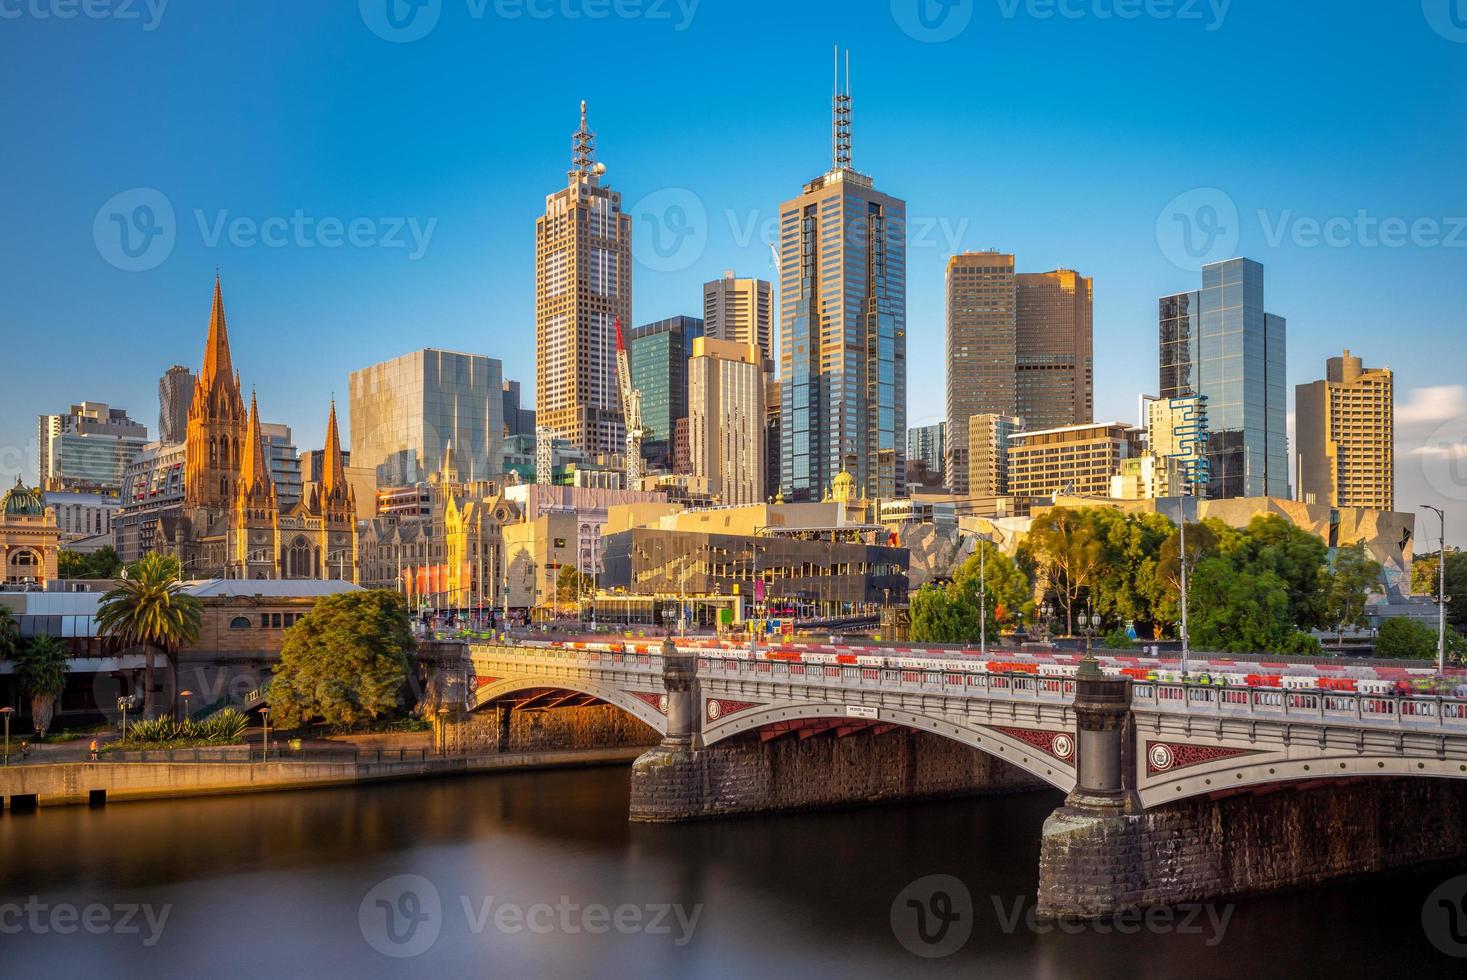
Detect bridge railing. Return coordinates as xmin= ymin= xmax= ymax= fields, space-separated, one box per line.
xmin=1134 ymin=682 xmax=1467 ymax=730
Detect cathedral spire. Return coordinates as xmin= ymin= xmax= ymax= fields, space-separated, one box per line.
xmin=322 ymin=398 xmax=346 ymax=493
xmin=238 ymin=390 xmax=272 ymax=497
xmin=201 ymin=272 xmax=234 ymax=388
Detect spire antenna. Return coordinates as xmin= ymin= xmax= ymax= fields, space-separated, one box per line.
xmin=832 ymin=46 xmax=852 ymax=170
xmin=571 ymin=99 xmax=597 ymax=182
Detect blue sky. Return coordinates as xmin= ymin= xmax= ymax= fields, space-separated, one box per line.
xmin=2 ymin=1 xmax=1466 ymax=539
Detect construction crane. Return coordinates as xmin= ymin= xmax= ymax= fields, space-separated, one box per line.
xmin=614 ymin=317 xmax=645 ymax=487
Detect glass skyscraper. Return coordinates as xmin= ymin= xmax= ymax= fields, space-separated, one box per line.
xmin=778 ymin=54 xmax=906 ymax=501
xmin=1159 ymin=258 xmax=1287 ymax=499
xmin=628 ymin=316 xmax=704 ymax=470
xmin=349 ymin=349 xmax=505 ymax=488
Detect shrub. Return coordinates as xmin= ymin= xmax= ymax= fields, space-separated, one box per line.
xmin=1101 ymin=629 xmax=1134 ymax=650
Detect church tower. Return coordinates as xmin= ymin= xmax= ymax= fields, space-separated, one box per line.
xmin=229 ymin=391 xmax=280 ymax=579
xmin=316 ymin=400 xmax=358 ymax=582
xmin=184 ymin=275 xmax=248 ymax=511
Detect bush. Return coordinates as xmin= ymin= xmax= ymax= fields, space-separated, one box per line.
xmin=1279 ymin=632 xmax=1324 ymax=656
xmin=118 ymin=708 xmax=248 ymax=747
xmin=1101 ymin=629 xmax=1134 ymax=650
xmin=1376 ymin=617 xmax=1439 ymax=659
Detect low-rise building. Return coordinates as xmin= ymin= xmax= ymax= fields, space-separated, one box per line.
xmin=2 ymin=479 xmax=60 ymax=587
xmin=1008 ymin=422 xmax=1143 ymax=498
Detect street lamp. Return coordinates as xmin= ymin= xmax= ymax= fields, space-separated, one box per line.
xmin=117 ymin=694 xmax=138 ymax=740
xmin=259 ymin=706 xmax=271 ymax=762
xmin=179 ymin=689 xmax=193 ymax=719
xmin=1 ymin=707 xmax=12 ymax=766
xmin=437 ymin=705 xmax=450 ymax=756
xmin=1076 ymin=605 xmax=1101 ymax=660
xmin=1422 ymin=504 xmax=1448 ymax=674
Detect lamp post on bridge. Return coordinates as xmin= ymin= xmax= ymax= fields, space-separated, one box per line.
xmin=1422 ymin=504 xmax=1449 ymax=675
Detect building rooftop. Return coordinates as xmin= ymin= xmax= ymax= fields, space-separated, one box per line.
xmin=183 ymin=579 xmax=364 ymax=599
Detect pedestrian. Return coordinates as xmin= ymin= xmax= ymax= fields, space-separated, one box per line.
xmin=20 ymin=740 xmax=30 ymax=761
xmin=90 ymin=738 xmax=100 ymax=761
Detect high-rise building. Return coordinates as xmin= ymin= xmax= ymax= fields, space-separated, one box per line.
xmin=349 ymin=348 xmax=506 ymax=488
xmin=907 ymin=423 xmax=945 ymax=481
xmin=764 ymin=376 xmax=782 ymax=501
xmin=501 ymin=379 xmax=537 ymax=438
xmin=628 ymin=316 xmax=704 ymax=469
xmin=158 ymin=365 xmax=195 ymax=445
xmin=1015 ymin=269 xmax=1093 ymax=430
xmin=37 ymin=402 xmax=149 ymax=495
xmin=1295 ymin=349 xmax=1394 ymax=511
xmin=779 ymin=51 xmax=906 ymax=501
xmin=259 ymin=422 xmax=303 ymax=509
xmin=1159 ymin=257 xmax=1287 ymax=499
xmin=967 ymin=413 xmax=1023 ymax=498
xmin=704 ymin=271 xmax=773 ymax=363
xmin=1007 ymin=422 xmax=1143 ymax=499
xmin=535 ymin=102 xmax=631 ymax=460
xmin=945 ymin=252 xmax=1015 ymax=494
xmin=688 ymin=337 xmax=766 ymax=506
xmin=1147 ymin=395 xmax=1210 ymax=497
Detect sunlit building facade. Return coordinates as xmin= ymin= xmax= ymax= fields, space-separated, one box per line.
xmin=1296 ymin=349 xmax=1394 ymax=511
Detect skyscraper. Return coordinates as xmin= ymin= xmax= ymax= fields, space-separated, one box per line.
xmin=158 ymin=364 xmax=195 ymax=445
xmin=37 ymin=402 xmax=149 ymax=495
xmin=704 ymin=271 xmax=773 ymax=363
xmin=349 ymin=349 xmax=506 ymax=488
xmin=907 ymin=422 xmax=945 ymax=480
xmin=688 ymin=337 xmax=766 ymax=506
xmin=535 ymin=101 xmax=631 ymax=460
xmin=1295 ymin=349 xmax=1394 ymax=511
xmin=628 ymin=316 xmax=704 ymax=470
xmin=945 ymin=251 xmax=1015 ymax=494
xmin=779 ymin=50 xmax=906 ymax=501
xmin=1159 ymin=257 xmax=1288 ymax=499
xmin=1016 ymin=269 xmax=1093 ymax=430
xmin=967 ymin=413 xmax=1023 ymax=498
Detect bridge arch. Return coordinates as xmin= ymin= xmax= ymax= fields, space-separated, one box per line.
xmin=702 ymin=700 xmax=1076 ymax=793
xmin=1140 ymin=751 xmax=1467 ymax=808
xmin=470 ymin=675 xmax=668 ymax=737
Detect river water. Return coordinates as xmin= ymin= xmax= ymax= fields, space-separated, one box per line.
xmin=1 ymin=766 xmax=1463 ymax=978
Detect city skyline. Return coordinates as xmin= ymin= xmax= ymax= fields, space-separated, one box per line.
xmin=2 ymin=3 xmax=1464 ymax=534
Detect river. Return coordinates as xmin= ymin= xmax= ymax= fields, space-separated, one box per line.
xmin=1 ymin=766 xmax=1463 ymax=977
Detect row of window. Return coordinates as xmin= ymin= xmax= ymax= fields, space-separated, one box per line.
xmin=228 ymin=612 xmax=307 ymax=630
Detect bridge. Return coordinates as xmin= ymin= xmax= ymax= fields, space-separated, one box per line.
xmin=442 ymin=637 xmax=1467 ymax=918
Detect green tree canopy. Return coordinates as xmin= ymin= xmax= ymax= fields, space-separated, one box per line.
xmin=910 ymin=543 xmax=1032 ymax=644
xmin=1024 ymin=508 xmax=1108 ymax=636
xmin=1411 ymin=550 xmax=1467 ymax=632
xmin=1325 ymin=542 xmax=1383 ymax=641
xmin=1086 ymin=509 xmax=1175 ymax=636
xmin=556 ymin=565 xmax=591 ymax=603
xmin=0 ymin=606 xmax=17 ymax=664
xmin=15 ymin=634 xmax=68 ymax=737
xmin=266 ymin=590 xmax=417 ymax=729
xmin=96 ymin=553 xmax=203 ymax=718
xmin=58 ymin=545 xmax=123 ymax=580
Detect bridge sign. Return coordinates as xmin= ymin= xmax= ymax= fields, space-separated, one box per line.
xmin=846 ymin=705 xmax=878 ymax=719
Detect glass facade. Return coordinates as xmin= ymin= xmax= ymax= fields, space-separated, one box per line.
xmin=628 ymin=316 xmax=704 ymax=469
xmin=349 ymin=349 xmax=505 ymax=488
xmin=1159 ymin=258 xmax=1287 ymax=499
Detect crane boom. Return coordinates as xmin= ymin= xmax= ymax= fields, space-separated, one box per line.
xmin=614 ymin=317 xmax=644 ymax=486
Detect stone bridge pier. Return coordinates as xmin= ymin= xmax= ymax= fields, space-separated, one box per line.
xmin=628 ymin=638 xmax=1047 ymax=822
xmin=1037 ymin=658 xmax=1467 ymax=919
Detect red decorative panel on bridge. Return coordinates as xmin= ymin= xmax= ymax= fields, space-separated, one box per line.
xmin=706 ymin=699 xmax=761 ymax=722
xmin=629 ymin=691 xmax=668 ymax=715
xmin=991 ymin=726 xmax=1076 ymax=763
xmin=1145 ymin=741 xmax=1258 ymax=774
xmin=475 ymin=677 xmax=498 ymax=688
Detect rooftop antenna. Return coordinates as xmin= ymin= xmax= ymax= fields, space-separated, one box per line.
xmin=832 ymin=46 xmax=851 ymax=171
xmin=571 ymin=100 xmax=597 ymax=181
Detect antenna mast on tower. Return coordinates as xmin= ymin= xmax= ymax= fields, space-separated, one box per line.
xmin=832 ymin=46 xmax=851 ymax=170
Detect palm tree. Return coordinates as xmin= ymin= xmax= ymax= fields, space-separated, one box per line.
xmin=0 ymin=606 xmax=17 ymax=665
xmin=15 ymin=634 xmax=68 ymax=738
xmin=96 ymin=554 xmax=203 ymax=719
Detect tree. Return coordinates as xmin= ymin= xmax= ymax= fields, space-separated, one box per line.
xmin=266 ymin=590 xmax=417 ymax=729
xmin=0 ymin=606 xmax=17 ymax=665
xmin=1154 ymin=520 xmax=1220 ymax=639
xmin=1376 ymin=616 xmax=1439 ymax=660
xmin=1087 ymin=509 xmax=1175 ymax=636
xmin=14 ymin=634 xmax=68 ymax=738
xmin=910 ymin=545 xmax=1032 ymax=644
xmin=1325 ymin=542 xmax=1383 ymax=642
xmin=556 ymin=565 xmax=590 ymax=604
xmin=1025 ymin=508 xmax=1108 ymax=635
xmin=1412 ymin=550 xmax=1467 ymax=632
xmin=1186 ymin=560 xmax=1296 ymax=654
xmin=96 ymin=553 xmax=203 ymax=718
xmin=909 ymin=584 xmax=977 ymax=644
xmin=58 ymin=545 xmax=123 ymax=580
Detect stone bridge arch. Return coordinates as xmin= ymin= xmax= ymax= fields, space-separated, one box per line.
xmin=470 ymin=675 xmax=668 ymax=738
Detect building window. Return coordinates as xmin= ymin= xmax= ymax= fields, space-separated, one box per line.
xmin=229 ymin=616 xmax=252 ymax=630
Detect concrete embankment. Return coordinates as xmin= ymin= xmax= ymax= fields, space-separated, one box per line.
xmin=0 ymin=746 xmax=643 ymax=811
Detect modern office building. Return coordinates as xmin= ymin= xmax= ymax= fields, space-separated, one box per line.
xmin=688 ymin=337 xmax=766 ymax=506
xmin=1007 ymin=422 xmax=1143 ymax=499
xmin=43 ymin=490 xmax=121 ymax=548
xmin=945 ymin=252 xmax=1016 ymax=494
xmin=704 ymin=271 xmax=773 ymax=363
xmin=765 ymin=376 xmax=782 ymax=502
xmin=778 ymin=52 xmax=906 ymax=502
xmin=501 ymin=379 xmax=537 ymax=438
xmin=907 ymin=422 xmax=945 ymax=481
xmin=1145 ymin=394 xmax=1211 ymax=498
xmin=628 ymin=315 xmax=704 ymax=469
xmin=113 ymin=440 xmax=186 ymax=564
xmin=1159 ymin=257 xmax=1288 ymax=499
xmin=349 ymin=348 xmax=506 ymax=488
xmin=967 ymin=413 xmax=1023 ymax=498
xmin=158 ymin=365 xmax=196 ymax=445
xmin=37 ymin=402 xmax=149 ymax=495
xmin=1015 ymin=269 xmax=1093 ymax=430
xmin=259 ymin=422 xmax=303 ymax=509
xmin=1295 ymin=349 xmax=1395 ymax=511
xmin=535 ymin=101 xmax=631 ymax=459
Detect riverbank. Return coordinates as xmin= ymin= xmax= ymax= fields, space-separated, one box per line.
xmin=0 ymin=746 xmax=643 ymax=811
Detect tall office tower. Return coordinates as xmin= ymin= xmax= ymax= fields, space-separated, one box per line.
xmin=158 ymin=365 xmax=196 ymax=445
xmin=704 ymin=271 xmax=774 ymax=363
xmin=945 ymin=251 xmax=1016 ymax=494
xmin=1295 ymin=349 xmax=1395 ymax=511
xmin=778 ymin=50 xmax=906 ymax=501
xmin=501 ymin=379 xmax=537 ymax=438
xmin=1015 ymin=269 xmax=1093 ymax=430
xmin=967 ymin=413 xmax=1023 ymax=498
xmin=535 ymin=101 xmax=631 ymax=460
xmin=764 ymin=376 xmax=782 ymax=501
xmin=688 ymin=338 xmax=766 ymax=506
xmin=628 ymin=316 xmax=704 ymax=470
xmin=1160 ymin=257 xmax=1287 ymax=499
xmin=258 ymin=422 xmax=303 ymax=509
xmin=907 ymin=422 xmax=945 ymax=478
xmin=37 ymin=402 xmax=149 ymax=495
xmin=1146 ymin=394 xmax=1211 ymax=497
xmin=349 ymin=348 xmax=506 ymax=488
